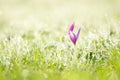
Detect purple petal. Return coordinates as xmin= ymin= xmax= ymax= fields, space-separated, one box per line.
xmin=69 ymin=31 xmax=77 ymax=45
xmin=69 ymin=22 xmax=74 ymax=32
xmin=76 ymin=28 xmax=81 ymax=40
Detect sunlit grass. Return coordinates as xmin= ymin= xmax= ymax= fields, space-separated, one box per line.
xmin=0 ymin=0 xmax=120 ymax=80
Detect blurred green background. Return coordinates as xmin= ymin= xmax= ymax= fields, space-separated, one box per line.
xmin=0 ymin=0 xmax=120 ymax=34
xmin=0 ymin=0 xmax=120 ymax=80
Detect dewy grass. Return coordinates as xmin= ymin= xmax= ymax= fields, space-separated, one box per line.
xmin=0 ymin=0 xmax=120 ymax=80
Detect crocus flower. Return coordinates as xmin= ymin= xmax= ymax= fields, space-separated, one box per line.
xmin=68 ymin=22 xmax=81 ymax=45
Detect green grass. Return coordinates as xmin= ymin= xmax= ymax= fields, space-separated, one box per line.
xmin=0 ymin=0 xmax=120 ymax=80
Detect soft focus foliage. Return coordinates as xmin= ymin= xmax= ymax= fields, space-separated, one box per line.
xmin=0 ymin=0 xmax=120 ymax=80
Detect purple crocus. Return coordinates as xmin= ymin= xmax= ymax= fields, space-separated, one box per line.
xmin=68 ymin=22 xmax=81 ymax=45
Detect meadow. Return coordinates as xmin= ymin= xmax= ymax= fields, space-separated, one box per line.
xmin=0 ymin=0 xmax=120 ymax=80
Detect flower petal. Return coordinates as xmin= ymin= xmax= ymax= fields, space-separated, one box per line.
xmin=69 ymin=22 xmax=74 ymax=32
xmin=76 ymin=28 xmax=81 ymax=40
xmin=69 ymin=31 xmax=77 ymax=45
